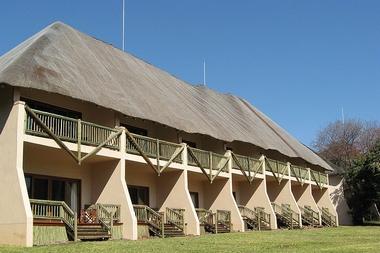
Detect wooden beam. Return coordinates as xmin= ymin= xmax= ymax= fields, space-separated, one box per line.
xmin=125 ymin=129 xmax=159 ymax=174
xmin=25 ymin=106 xmax=79 ymax=163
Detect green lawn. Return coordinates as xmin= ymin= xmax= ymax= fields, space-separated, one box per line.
xmin=1 ymin=226 xmax=380 ymax=253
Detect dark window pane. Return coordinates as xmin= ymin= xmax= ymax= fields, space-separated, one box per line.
xmin=190 ymin=192 xmax=199 ymax=208
xmin=129 ymin=187 xmax=138 ymax=204
xmin=138 ymin=188 xmax=149 ymax=205
xmin=52 ymin=180 xmax=65 ymax=201
xmin=33 ymin=178 xmax=48 ymax=200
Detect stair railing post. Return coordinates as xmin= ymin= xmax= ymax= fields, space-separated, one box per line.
xmin=110 ymin=211 xmax=114 ymax=239
xmin=215 ymin=212 xmax=218 ymax=234
xmin=291 ymin=212 xmax=293 ymax=230
xmin=161 ymin=212 xmax=165 ymax=238
xmin=258 ymin=211 xmax=261 ymax=231
xmin=74 ymin=212 xmax=78 ymax=241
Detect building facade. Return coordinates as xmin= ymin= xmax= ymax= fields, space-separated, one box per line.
xmin=0 ymin=22 xmax=339 ymax=247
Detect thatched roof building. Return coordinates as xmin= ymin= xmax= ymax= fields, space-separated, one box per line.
xmin=0 ymin=21 xmax=332 ymax=171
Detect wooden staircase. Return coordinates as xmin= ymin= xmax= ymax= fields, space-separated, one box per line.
xmin=272 ymin=203 xmax=300 ymax=229
xmin=77 ymin=223 xmax=111 ymax=240
xmin=299 ymin=205 xmax=321 ymax=227
xmin=238 ymin=205 xmax=271 ymax=231
xmin=133 ymin=205 xmax=185 ymax=238
xmin=320 ymin=207 xmax=337 ymax=227
xmin=163 ymin=223 xmax=186 ymax=237
xmin=196 ymin=209 xmax=231 ymax=234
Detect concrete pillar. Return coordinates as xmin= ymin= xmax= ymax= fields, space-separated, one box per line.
xmin=292 ymin=183 xmax=321 ymax=225
xmin=0 ymin=96 xmax=33 ymax=246
xmin=156 ymin=169 xmax=200 ymax=235
xmin=92 ymin=130 xmax=137 ymax=240
xmin=313 ymin=187 xmax=339 ymax=226
xmin=240 ymin=178 xmax=277 ymax=229
xmin=267 ymin=179 xmax=302 ymax=227
xmin=203 ymin=177 xmax=244 ymax=232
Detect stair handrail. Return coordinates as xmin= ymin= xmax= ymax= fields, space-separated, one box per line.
xmin=299 ymin=205 xmax=314 ymax=226
xmin=195 ymin=208 xmax=215 ymax=229
xmin=254 ymin=207 xmax=271 ymax=227
xmin=238 ymin=205 xmax=257 ymax=220
xmin=30 ymin=199 xmax=77 ymax=241
xmin=166 ymin=207 xmax=185 ymax=232
xmin=281 ymin=203 xmax=300 ymax=226
xmin=238 ymin=205 xmax=262 ymax=230
xmin=96 ymin=203 xmax=114 ymax=234
xmin=305 ymin=205 xmax=320 ymax=225
xmin=217 ymin=209 xmax=231 ymax=232
xmin=319 ymin=207 xmax=337 ymax=227
xmin=272 ymin=202 xmax=299 ymax=229
xmin=100 ymin=204 xmax=121 ymax=222
xmin=133 ymin=204 xmax=164 ymax=237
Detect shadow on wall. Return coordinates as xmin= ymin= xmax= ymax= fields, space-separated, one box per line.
xmin=330 ymin=175 xmax=352 ymax=225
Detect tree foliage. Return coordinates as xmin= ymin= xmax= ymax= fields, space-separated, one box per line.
xmin=344 ymin=139 xmax=380 ymax=224
xmin=311 ymin=119 xmax=380 ymax=171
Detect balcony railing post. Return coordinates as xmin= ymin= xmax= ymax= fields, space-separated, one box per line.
xmin=156 ymin=139 xmax=160 ymax=175
xmin=209 ymin=151 xmax=212 ymax=177
xmin=77 ymin=119 xmax=82 ymax=162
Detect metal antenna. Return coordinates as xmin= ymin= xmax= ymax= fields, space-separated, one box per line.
xmin=122 ymin=0 xmax=125 ymax=51
xmin=203 ymin=59 xmax=206 ymax=86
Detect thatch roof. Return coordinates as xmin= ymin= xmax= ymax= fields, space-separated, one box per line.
xmin=0 ymin=21 xmax=332 ymax=171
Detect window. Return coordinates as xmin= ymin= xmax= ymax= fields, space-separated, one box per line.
xmin=183 ymin=140 xmax=196 ymax=148
xmin=128 ymin=185 xmax=149 ymax=205
xmin=22 ymin=98 xmax=82 ymax=119
xmin=190 ymin=192 xmax=199 ymax=208
xmin=25 ymin=174 xmax=80 ymax=213
xmin=121 ymin=124 xmax=148 ymax=136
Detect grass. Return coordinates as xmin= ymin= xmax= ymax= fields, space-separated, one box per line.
xmin=1 ymin=226 xmax=380 ymax=253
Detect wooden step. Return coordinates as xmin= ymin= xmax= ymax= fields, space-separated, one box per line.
xmin=77 ymin=223 xmax=111 ymax=240
xmin=163 ymin=224 xmax=185 ymax=237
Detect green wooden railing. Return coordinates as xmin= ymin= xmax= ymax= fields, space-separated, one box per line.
xmin=126 ymin=133 xmax=183 ymax=163
xmin=238 ymin=205 xmax=271 ymax=231
xmin=232 ymin=154 xmax=262 ymax=173
xmin=30 ymin=199 xmax=77 ymax=241
xmin=299 ymin=205 xmax=319 ymax=226
xmin=133 ymin=205 xmax=164 ymax=237
xmin=311 ymin=170 xmax=329 ymax=188
xmin=217 ymin=210 xmax=231 ymax=233
xmin=238 ymin=205 xmax=258 ymax=230
xmin=320 ymin=207 xmax=337 ymax=227
xmin=265 ymin=158 xmax=288 ymax=175
xmin=290 ymin=165 xmax=309 ymax=186
xmin=166 ymin=208 xmax=185 ymax=233
xmin=188 ymin=147 xmax=229 ymax=172
xmin=85 ymin=203 xmax=120 ymax=234
xmin=255 ymin=207 xmax=271 ymax=228
xmin=304 ymin=205 xmax=321 ymax=226
xmin=25 ymin=108 xmax=120 ymax=150
xmin=271 ymin=203 xmax=300 ymax=229
xmin=195 ymin=208 xmax=215 ymax=232
xmin=25 ymin=108 xmax=329 ymax=185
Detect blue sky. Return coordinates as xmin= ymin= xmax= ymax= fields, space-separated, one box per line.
xmin=1 ymin=0 xmax=379 ymax=147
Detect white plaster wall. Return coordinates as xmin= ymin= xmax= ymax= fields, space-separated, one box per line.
xmin=0 ymin=99 xmax=33 ymax=247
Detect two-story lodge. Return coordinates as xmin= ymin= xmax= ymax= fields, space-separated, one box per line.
xmin=0 ymin=22 xmax=339 ymax=247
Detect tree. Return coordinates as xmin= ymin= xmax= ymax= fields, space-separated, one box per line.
xmin=344 ymin=139 xmax=380 ymax=224
xmin=311 ymin=119 xmax=380 ymax=171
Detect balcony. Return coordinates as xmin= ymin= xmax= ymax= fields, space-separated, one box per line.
xmin=24 ymin=107 xmax=328 ymax=186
